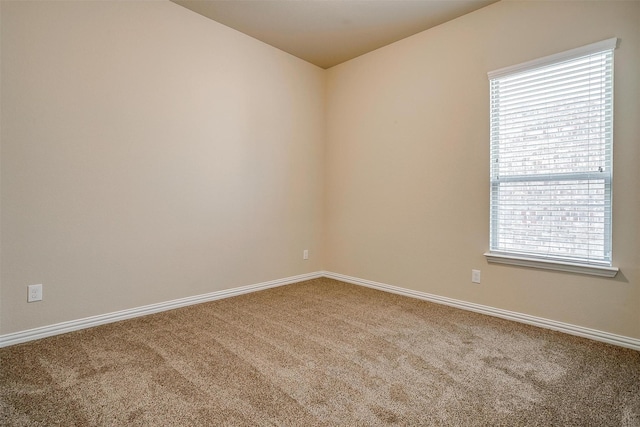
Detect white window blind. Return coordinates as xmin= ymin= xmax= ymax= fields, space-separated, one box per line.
xmin=488 ymin=38 xmax=617 ymax=268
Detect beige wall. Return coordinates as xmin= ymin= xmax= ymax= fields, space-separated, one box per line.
xmin=325 ymin=0 xmax=640 ymax=339
xmin=2 ymin=0 xmax=639 ymax=341
xmin=0 ymin=1 xmax=325 ymax=334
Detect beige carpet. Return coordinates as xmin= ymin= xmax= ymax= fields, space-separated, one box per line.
xmin=1 ymin=278 xmax=639 ymax=426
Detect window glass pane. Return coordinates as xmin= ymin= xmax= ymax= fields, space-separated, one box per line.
xmin=489 ymin=43 xmax=614 ymax=266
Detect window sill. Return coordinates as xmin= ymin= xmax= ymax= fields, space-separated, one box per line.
xmin=484 ymin=252 xmax=619 ymax=278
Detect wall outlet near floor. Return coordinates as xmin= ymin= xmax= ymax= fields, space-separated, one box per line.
xmin=303 ymin=249 xmax=309 ymax=260
xmin=28 ymin=284 xmax=43 ymax=302
xmin=471 ymin=270 xmax=481 ymax=284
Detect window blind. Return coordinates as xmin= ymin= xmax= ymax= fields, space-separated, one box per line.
xmin=488 ymin=39 xmax=617 ymax=267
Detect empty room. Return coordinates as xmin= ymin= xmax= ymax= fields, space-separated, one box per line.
xmin=1 ymin=0 xmax=639 ymax=425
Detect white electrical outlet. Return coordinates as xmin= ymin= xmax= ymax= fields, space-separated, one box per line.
xmin=303 ymin=249 xmax=309 ymax=260
xmin=471 ymin=270 xmax=481 ymax=284
xmin=28 ymin=284 xmax=43 ymax=302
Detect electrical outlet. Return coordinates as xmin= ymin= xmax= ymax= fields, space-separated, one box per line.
xmin=28 ymin=284 xmax=43 ymax=302
xmin=303 ymin=249 xmax=309 ymax=260
xmin=471 ymin=270 xmax=481 ymax=284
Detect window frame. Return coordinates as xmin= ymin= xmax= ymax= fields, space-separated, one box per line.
xmin=484 ymin=38 xmax=619 ymax=278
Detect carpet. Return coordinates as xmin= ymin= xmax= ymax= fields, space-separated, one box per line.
xmin=1 ymin=277 xmax=639 ymax=426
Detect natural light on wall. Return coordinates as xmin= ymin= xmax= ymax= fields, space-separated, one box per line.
xmin=485 ymin=38 xmax=619 ymax=277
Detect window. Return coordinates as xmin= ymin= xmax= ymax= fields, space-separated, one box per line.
xmin=485 ymin=39 xmax=619 ymax=277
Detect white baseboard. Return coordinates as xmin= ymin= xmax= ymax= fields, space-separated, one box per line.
xmin=0 ymin=272 xmax=323 ymax=348
xmin=322 ymin=271 xmax=640 ymax=352
xmin=3 ymin=270 xmax=638 ymax=351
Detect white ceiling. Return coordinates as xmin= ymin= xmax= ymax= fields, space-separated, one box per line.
xmin=172 ymin=0 xmax=499 ymax=69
